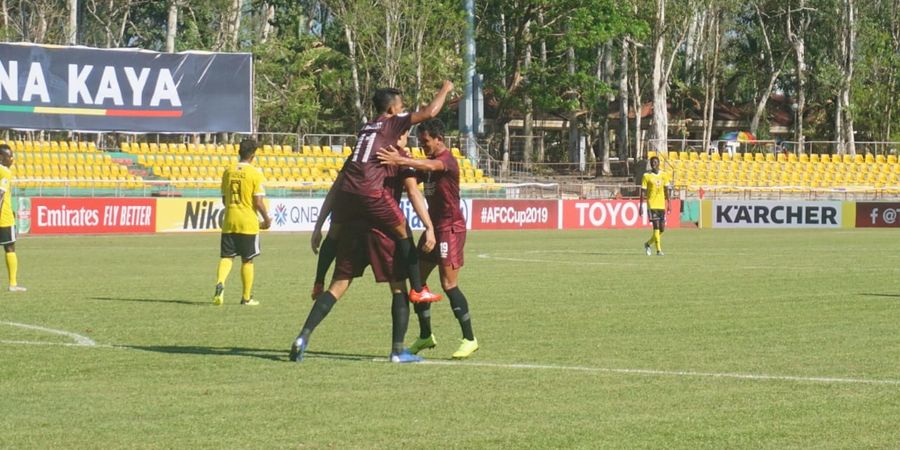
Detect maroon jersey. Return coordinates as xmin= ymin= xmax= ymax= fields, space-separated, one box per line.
xmin=384 ymin=148 xmax=417 ymax=203
xmin=420 ymin=149 xmax=465 ymax=231
xmin=341 ymin=114 xmax=413 ymax=198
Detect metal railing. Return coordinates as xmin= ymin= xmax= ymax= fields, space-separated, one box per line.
xmin=645 ymin=138 xmax=900 ymax=158
xmin=10 ymin=177 xmax=900 ymax=202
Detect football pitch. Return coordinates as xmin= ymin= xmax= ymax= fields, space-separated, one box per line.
xmin=1 ymin=229 xmax=899 ymax=449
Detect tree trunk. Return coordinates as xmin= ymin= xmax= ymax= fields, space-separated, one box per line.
xmin=502 ymin=121 xmax=510 ymax=173
xmin=683 ymin=11 xmax=705 ymax=85
xmin=383 ymin=2 xmax=401 ymax=87
xmin=523 ymin=36 xmax=534 ymax=164
xmin=499 ymin=13 xmax=508 ymax=80
xmin=650 ymin=0 xmax=676 ymax=155
xmin=618 ymin=39 xmax=630 ymax=162
xmin=750 ymin=71 xmax=780 ymax=137
xmin=260 ymin=2 xmax=274 ymax=43
xmin=886 ymin=0 xmax=900 ymax=140
xmin=632 ymin=40 xmax=643 ymax=161
xmin=598 ymin=43 xmax=613 ymax=176
xmin=842 ymin=0 xmax=857 ymax=155
xmin=1 ymin=0 xmax=8 ymax=33
xmin=115 ymin=1 xmax=130 ymax=47
xmin=601 ymin=116 xmax=611 ymax=176
xmin=67 ymin=0 xmax=77 ymax=45
xmin=749 ymin=2 xmax=785 ymax=137
xmin=344 ymin=24 xmax=366 ymax=124
xmin=703 ymin=11 xmax=721 ymax=156
xmin=166 ymin=1 xmax=178 ymax=53
xmin=787 ymin=1 xmax=810 ymax=151
xmin=36 ymin=7 xmax=48 ymax=43
xmin=230 ymin=0 xmax=244 ymax=51
xmin=414 ymin=28 xmax=424 ymax=107
xmin=567 ymin=44 xmax=579 ymax=165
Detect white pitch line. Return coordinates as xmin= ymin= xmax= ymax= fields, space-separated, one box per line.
xmin=0 ymin=321 xmax=97 ymax=346
xmin=0 ymin=339 xmax=116 ymax=348
xmin=419 ymin=359 xmax=900 ymax=386
xmin=2 ymin=325 xmax=896 ymax=386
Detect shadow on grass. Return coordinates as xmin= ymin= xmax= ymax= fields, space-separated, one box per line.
xmin=125 ymin=345 xmax=381 ymax=363
xmin=859 ymin=293 xmax=900 ymax=298
xmin=91 ymin=296 xmax=207 ymax=306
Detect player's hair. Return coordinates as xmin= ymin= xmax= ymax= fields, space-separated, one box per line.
xmin=373 ymin=88 xmax=402 ymax=113
xmin=239 ymin=139 xmax=258 ymax=160
xmin=417 ymin=119 xmax=444 ymax=140
xmin=649 ymin=156 xmax=660 ymax=164
xmin=0 ymin=143 xmax=11 ymax=156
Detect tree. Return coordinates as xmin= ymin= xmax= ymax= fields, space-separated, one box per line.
xmin=648 ymin=0 xmax=692 ymax=154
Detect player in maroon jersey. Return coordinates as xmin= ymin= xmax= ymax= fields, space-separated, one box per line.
xmin=307 ymin=132 xmax=437 ymax=363
xmin=291 ymin=82 xmax=452 ymax=362
xmin=377 ymin=119 xmax=478 ymax=359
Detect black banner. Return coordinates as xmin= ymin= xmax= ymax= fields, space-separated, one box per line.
xmin=0 ymin=43 xmax=252 ymax=133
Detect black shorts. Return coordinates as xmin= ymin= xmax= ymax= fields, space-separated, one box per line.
xmin=649 ymin=209 xmax=666 ymax=226
xmin=221 ymin=233 xmax=260 ymax=260
xmin=0 ymin=226 xmax=16 ymax=245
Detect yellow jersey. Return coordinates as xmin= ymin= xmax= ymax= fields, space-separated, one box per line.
xmin=0 ymin=166 xmax=14 ymax=227
xmin=221 ymin=162 xmax=266 ymax=234
xmin=641 ymin=170 xmax=670 ymax=210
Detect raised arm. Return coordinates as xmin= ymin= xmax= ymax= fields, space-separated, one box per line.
xmin=404 ymin=176 xmax=435 ymax=253
xmin=410 ymin=80 xmax=454 ymax=125
xmin=377 ymin=145 xmax=446 ymax=172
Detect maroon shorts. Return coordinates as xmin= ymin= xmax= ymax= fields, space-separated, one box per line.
xmin=332 ymin=220 xmax=370 ymax=281
xmin=331 ymin=190 xmax=405 ymax=231
xmin=367 ymin=227 xmax=407 ymax=283
xmin=419 ymin=227 xmax=465 ymax=269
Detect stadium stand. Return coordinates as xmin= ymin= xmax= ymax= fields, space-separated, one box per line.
xmin=0 ymin=140 xmax=144 ymax=189
xmin=119 ymin=142 xmax=494 ymax=190
xmin=652 ymin=150 xmax=900 ymax=193
xmin=0 ymin=138 xmax=494 ymax=193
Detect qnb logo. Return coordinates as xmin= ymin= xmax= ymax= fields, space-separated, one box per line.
xmin=273 ymin=204 xmax=289 ymax=226
xmin=870 ymin=207 xmax=900 ymax=225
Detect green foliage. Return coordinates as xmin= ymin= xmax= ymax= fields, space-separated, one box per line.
xmin=253 ymin=35 xmax=352 ymax=134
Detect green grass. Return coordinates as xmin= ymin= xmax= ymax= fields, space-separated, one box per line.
xmin=1 ymin=229 xmax=899 ymax=449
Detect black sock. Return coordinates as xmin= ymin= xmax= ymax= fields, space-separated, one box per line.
xmin=446 ymin=287 xmax=474 ymax=341
xmin=397 ymin=238 xmax=423 ymax=292
xmin=314 ymin=236 xmax=338 ymax=285
xmin=391 ymin=292 xmax=410 ymax=354
xmin=413 ymin=302 xmax=432 ymax=339
xmin=299 ymin=291 xmax=337 ymax=341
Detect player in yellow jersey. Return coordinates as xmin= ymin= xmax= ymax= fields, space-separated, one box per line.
xmin=213 ymin=139 xmax=271 ymax=306
xmin=639 ymin=156 xmax=671 ymax=256
xmin=0 ymin=144 xmax=25 ymax=292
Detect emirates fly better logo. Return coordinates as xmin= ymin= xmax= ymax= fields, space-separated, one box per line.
xmin=273 ymin=203 xmax=289 ymax=226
